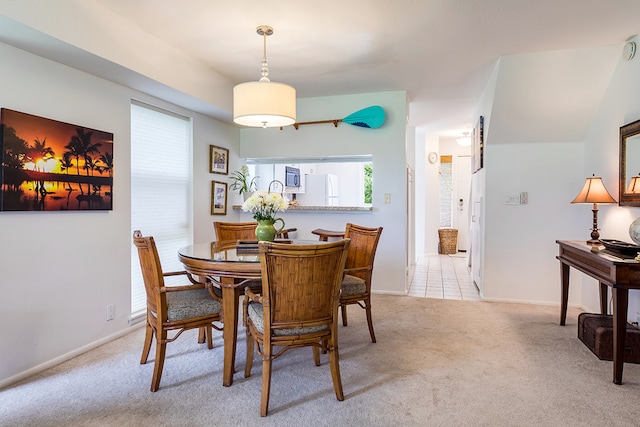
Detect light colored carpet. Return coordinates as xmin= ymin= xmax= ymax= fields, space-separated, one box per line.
xmin=3 ymin=295 xmax=640 ymax=426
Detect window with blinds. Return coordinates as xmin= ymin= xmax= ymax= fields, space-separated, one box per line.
xmin=130 ymin=102 xmax=192 ymax=319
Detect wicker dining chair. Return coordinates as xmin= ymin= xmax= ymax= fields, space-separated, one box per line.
xmin=133 ymin=230 xmax=223 ymax=392
xmin=339 ymin=223 xmax=383 ymax=343
xmin=213 ymin=221 xmax=297 ymax=240
xmin=243 ymin=239 xmax=350 ymax=416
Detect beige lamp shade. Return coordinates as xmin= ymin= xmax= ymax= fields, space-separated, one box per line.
xmin=571 ymin=176 xmax=616 ymax=204
xmin=627 ymin=176 xmax=640 ymax=194
xmin=233 ymin=81 xmax=296 ymax=128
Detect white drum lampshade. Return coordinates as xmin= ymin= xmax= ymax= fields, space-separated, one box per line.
xmin=233 ymin=81 xmax=296 ymax=128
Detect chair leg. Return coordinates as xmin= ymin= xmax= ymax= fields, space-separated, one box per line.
xmin=205 ymin=325 xmax=213 ymax=349
xmin=244 ymin=329 xmax=254 ymax=378
xmin=365 ymin=298 xmax=376 ymax=343
xmin=140 ymin=322 xmax=154 ymax=364
xmin=150 ymin=330 xmax=167 ymax=392
xmin=328 ymin=339 xmax=344 ymax=401
xmin=260 ymin=358 xmax=273 ymax=417
xmin=313 ymin=345 xmax=321 ymax=366
xmin=197 ymin=326 xmax=205 ymax=344
xmin=341 ymin=305 xmax=348 ymax=326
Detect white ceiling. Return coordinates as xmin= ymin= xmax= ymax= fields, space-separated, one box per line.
xmin=4 ymin=1 xmax=640 ymax=138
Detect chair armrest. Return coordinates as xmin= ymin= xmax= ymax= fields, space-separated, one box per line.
xmin=343 ymin=266 xmax=371 ymax=275
xmin=242 ymin=287 xmax=263 ymax=327
xmin=164 ymin=270 xmax=202 ymax=285
xmin=311 ymin=229 xmax=345 ymax=241
xmin=276 ymin=227 xmax=297 ymax=239
xmin=163 ymin=270 xmax=187 ymax=277
xmin=161 ymin=283 xmax=206 ymax=293
xmin=244 ymin=287 xmax=263 ymax=304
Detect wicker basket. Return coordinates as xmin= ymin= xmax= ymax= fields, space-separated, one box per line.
xmin=438 ymin=228 xmax=458 ymax=254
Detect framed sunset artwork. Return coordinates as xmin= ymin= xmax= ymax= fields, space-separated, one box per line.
xmin=0 ymin=108 xmax=114 ymax=211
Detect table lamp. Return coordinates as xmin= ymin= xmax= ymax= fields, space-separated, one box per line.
xmin=627 ymin=175 xmax=640 ymax=194
xmin=571 ymin=174 xmax=616 ymax=244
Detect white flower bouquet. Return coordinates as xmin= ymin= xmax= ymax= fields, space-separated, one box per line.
xmin=241 ymin=191 xmax=289 ymax=221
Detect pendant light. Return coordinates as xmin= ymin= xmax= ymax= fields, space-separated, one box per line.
xmin=457 ymin=132 xmax=471 ymax=146
xmin=233 ymin=26 xmax=296 ymax=128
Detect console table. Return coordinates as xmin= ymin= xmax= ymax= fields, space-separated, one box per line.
xmin=556 ymin=240 xmax=640 ymax=384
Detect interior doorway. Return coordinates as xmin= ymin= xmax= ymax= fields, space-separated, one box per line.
xmin=438 ymin=154 xmax=472 ymax=253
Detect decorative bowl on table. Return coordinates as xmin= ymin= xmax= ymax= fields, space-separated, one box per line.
xmin=600 ymin=239 xmax=640 ymax=255
xmin=630 ymin=217 xmax=640 ymax=246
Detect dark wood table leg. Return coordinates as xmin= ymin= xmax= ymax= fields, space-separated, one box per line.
xmin=560 ymin=262 xmax=570 ymax=326
xmin=221 ymin=278 xmax=240 ymax=387
xmin=612 ymin=288 xmax=629 ymax=385
xmin=599 ymin=282 xmax=608 ymax=315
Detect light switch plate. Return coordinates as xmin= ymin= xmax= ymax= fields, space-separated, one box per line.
xmin=504 ymin=192 xmax=528 ymax=205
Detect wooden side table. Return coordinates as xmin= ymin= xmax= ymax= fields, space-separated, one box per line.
xmin=556 ymin=240 xmax=640 ymax=384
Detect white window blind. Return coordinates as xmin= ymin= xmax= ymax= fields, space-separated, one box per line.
xmin=130 ymin=102 xmax=192 ymax=317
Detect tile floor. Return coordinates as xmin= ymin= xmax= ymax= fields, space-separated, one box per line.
xmin=407 ymin=252 xmax=481 ymax=300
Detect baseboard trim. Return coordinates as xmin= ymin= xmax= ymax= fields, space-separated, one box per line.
xmin=0 ymin=323 xmax=145 ymax=390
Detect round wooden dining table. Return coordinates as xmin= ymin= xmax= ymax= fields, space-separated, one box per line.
xmin=178 ymin=239 xmax=325 ymax=387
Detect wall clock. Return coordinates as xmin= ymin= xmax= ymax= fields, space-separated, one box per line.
xmin=428 ymin=152 xmax=438 ymax=164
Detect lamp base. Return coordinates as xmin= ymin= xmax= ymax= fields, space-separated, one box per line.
xmin=586 ymin=239 xmax=601 ymax=245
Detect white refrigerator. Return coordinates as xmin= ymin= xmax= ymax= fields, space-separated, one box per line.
xmin=299 ymin=174 xmax=339 ymax=206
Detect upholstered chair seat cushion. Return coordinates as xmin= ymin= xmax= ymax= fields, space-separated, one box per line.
xmin=247 ymin=302 xmax=328 ymax=336
xmin=152 ymin=288 xmax=221 ymax=322
xmin=340 ymin=274 xmax=366 ymax=296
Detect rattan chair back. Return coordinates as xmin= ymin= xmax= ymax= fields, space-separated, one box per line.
xmin=213 ymin=221 xmax=258 ymax=241
xmin=340 ymin=223 xmax=383 ymax=343
xmin=133 ymin=230 xmax=221 ymax=392
xmin=243 ymin=239 xmax=350 ymax=416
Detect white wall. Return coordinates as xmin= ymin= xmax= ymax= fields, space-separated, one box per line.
xmin=477 ymin=53 xmax=588 ymax=305
xmin=483 ymin=142 xmax=585 ymax=305
xmin=0 ymin=41 xmax=239 ymax=386
xmin=238 ymin=92 xmax=408 ymax=295
xmin=581 ymin=35 xmax=640 ymax=317
xmin=476 ymin=44 xmax=640 ymax=311
xmin=415 ymin=134 xmax=440 ymax=256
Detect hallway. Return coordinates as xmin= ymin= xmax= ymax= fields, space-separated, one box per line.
xmin=407 ymin=253 xmax=481 ymax=300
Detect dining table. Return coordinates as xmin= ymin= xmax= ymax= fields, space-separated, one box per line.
xmin=177 ymin=239 xmax=327 ymax=387
xmin=178 ymin=240 xmax=260 ymax=387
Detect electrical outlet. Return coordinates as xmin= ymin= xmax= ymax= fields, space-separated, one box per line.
xmin=384 ymin=193 xmax=391 ymax=204
xmin=106 ymin=304 xmax=115 ymax=321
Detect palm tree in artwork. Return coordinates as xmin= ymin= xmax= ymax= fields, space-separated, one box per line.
xmin=59 ymin=153 xmax=75 ymax=190
xmin=28 ymin=137 xmax=55 ymax=171
xmin=64 ymin=137 xmax=83 ymax=176
xmin=65 ymin=127 xmax=101 ymax=194
xmin=99 ymin=152 xmax=113 ymax=177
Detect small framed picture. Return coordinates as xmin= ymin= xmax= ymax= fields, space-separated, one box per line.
xmin=472 ymin=115 xmax=484 ymax=174
xmin=210 ymin=145 xmax=229 ymax=175
xmin=211 ymin=180 xmax=227 ymax=215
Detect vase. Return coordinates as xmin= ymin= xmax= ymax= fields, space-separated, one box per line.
xmin=255 ymin=218 xmax=285 ymax=242
xmin=243 ymin=192 xmax=251 ymax=202
xmin=630 ymin=217 xmax=640 ymax=246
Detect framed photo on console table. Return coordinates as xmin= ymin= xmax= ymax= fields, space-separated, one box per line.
xmin=211 ymin=180 xmax=227 ymax=215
